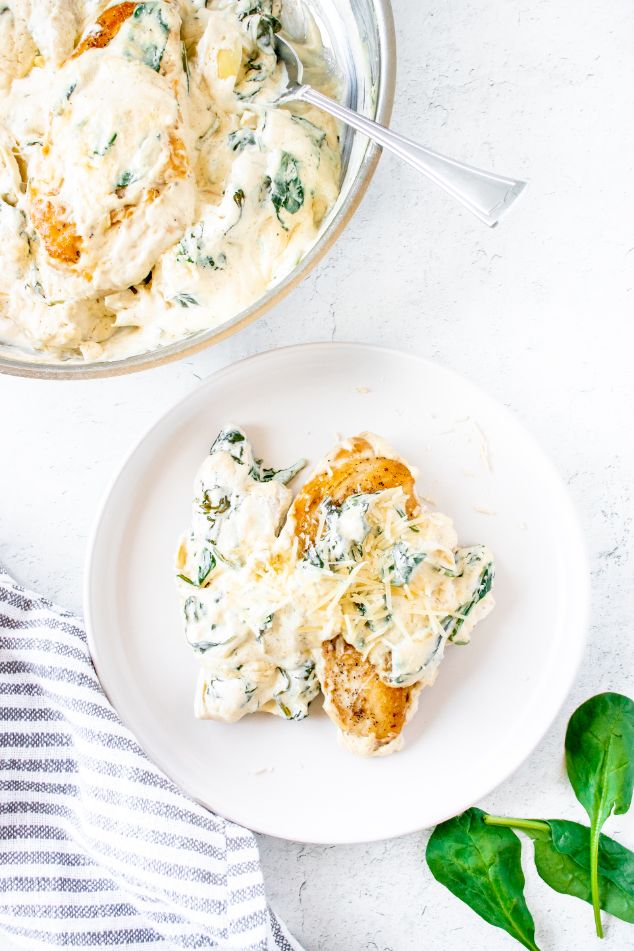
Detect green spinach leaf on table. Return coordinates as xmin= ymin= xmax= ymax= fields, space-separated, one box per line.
xmin=526 ymin=819 xmax=634 ymax=924
xmin=565 ymin=692 xmax=634 ymax=936
xmin=426 ymin=807 xmax=541 ymax=951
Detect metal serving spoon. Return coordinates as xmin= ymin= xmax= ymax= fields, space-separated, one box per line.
xmin=275 ymin=34 xmax=526 ymax=228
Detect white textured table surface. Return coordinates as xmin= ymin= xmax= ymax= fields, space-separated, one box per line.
xmin=2 ymin=0 xmax=634 ymax=948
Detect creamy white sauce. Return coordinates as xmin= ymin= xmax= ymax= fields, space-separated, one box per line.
xmin=176 ymin=427 xmax=496 ymax=740
xmin=0 ymin=0 xmax=340 ymax=360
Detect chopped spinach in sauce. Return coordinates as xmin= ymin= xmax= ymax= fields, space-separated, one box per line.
xmin=249 ymin=456 xmax=305 ymax=484
xmin=122 ymin=2 xmax=170 ymax=73
xmin=382 ymin=542 xmax=426 ymax=587
xmin=198 ymin=547 xmax=216 ymax=585
xmin=210 ymin=427 xmax=247 ymax=462
xmin=291 ymin=114 xmax=326 ymax=149
xmin=270 ymin=152 xmax=304 ymax=224
xmin=442 ymin=562 xmax=495 ymax=643
xmin=115 ymin=168 xmax=137 ymax=190
xmin=176 ymin=224 xmax=228 ymax=270
xmin=184 ymin=595 xmax=205 ymax=623
xmin=228 ymin=129 xmax=257 ymax=152
xmin=172 ymin=293 xmax=199 ymax=307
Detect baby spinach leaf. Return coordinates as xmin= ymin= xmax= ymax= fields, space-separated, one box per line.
xmin=228 ymin=129 xmax=256 ymax=152
xmin=249 ymin=457 xmax=306 ymax=484
xmin=565 ymin=692 xmax=634 ymax=936
xmin=527 ymin=819 xmax=634 ymax=924
xmin=442 ymin=562 xmax=494 ymax=643
xmin=172 ymin=293 xmax=199 ymax=308
xmin=254 ymin=13 xmax=281 ymax=50
xmin=115 ymin=169 xmax=136 ymax=190
xmin=270 ymin=152 xmax=304 ymax=225
xmin=209 ymin=427 xmax=248 ymax=464
xmin=198 ymin=548 xmax=216 ymax=586
xmin=237 ymin=1 xmax=282 ymax=49
xmin=290 ymin=114 xmax=326 ymax=148
xmin=176 ymin=223 xmax=228 ymax=269
xmin=426 ymin=807 xmax=541 ymax=951
xmin=381 ymin=542 xmax=425 ymax=587
xmin=211 ymin=428 xmax=245 ymax=453
xmin=565 ymin=694 xmax=634 ymax=819
xmin=124 ymin=2 xmax=170 ymax=72
xmin=183 ymin=596 xmax=205 ymax=623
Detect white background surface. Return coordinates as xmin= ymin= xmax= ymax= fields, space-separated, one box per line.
xmin=1 ymin=0 xmax=633 ymax=948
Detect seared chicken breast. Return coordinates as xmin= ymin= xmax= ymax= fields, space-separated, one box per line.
xmin=288 ymin=433 xmax=424 ymax=754
xmin=27 ymin=0 xmax=195 ymax=299
xmin=319 ymin=636 xmax=422 ymax=755
xmin=72 ymin=3 xmax=138 ymax=58
xmin=291 ymin=435 xmax=418 ymax=555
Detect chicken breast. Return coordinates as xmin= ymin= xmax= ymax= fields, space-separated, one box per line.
xmin=72 ymin=2 xmax=137 ymax=58
xmin=289 ymin=433 xmax=423 ymax=754
xmin=72 ymin=0 xmax=187 ymax=86
xmin=292 ymin=435 xmax=418 ymax=555
xmin=26 ymin=0 xmax=195 ymax=298
xmin=318 ymin=636 xmax=422 ymax=756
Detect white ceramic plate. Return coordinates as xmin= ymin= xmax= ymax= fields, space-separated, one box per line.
xmin=85 ymin=343 xmax=588 ymax=843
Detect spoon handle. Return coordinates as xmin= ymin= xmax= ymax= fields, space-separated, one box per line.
xmin=297 ymin=85 xmax=527 ymax=228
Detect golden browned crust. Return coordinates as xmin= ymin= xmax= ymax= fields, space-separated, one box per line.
xmin=292 ymin=436 xmax=417 ymax=556
xmin=72 ymin=2 xmax=137 ymax=59
xmin=28 ymin=191 xmax=82 ymax=265
xmin=167 ymin=132 xmax=189 ymax=180
xmin=30 ymin=107 xmax=189 ymax=266
xmin=290 ymin=434 xmax=421 ymax=754
xmin=320 ymin=637 xmax=416 ymax=750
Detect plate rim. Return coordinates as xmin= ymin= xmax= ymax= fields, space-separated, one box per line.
xmin=84 ymin=341 xmax=590 ymax=843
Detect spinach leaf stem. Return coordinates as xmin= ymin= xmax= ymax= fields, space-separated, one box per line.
xmin=483 ymin=815 xmax=550 ymax=834
xmin=590 ymin=816 xmax=604 ymax=938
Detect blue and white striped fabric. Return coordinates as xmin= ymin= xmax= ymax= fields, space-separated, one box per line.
xmin=0 ymin=568 xmax=301 ymax=951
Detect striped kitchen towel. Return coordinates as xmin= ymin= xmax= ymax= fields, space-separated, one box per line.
xmin=0 ymin=568 xmax=301 ymax=951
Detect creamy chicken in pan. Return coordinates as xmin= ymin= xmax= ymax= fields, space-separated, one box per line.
xmin=176 ymin=428 xmax=496 ymax=755
xmin=0 ymin=0 xmax=340 ymax=360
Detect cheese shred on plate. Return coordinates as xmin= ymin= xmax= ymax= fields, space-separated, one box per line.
xmin=175 ymin=426 xmax=496 ymax=726
xmin=0 ymin=0 xmax=340 ymax=360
